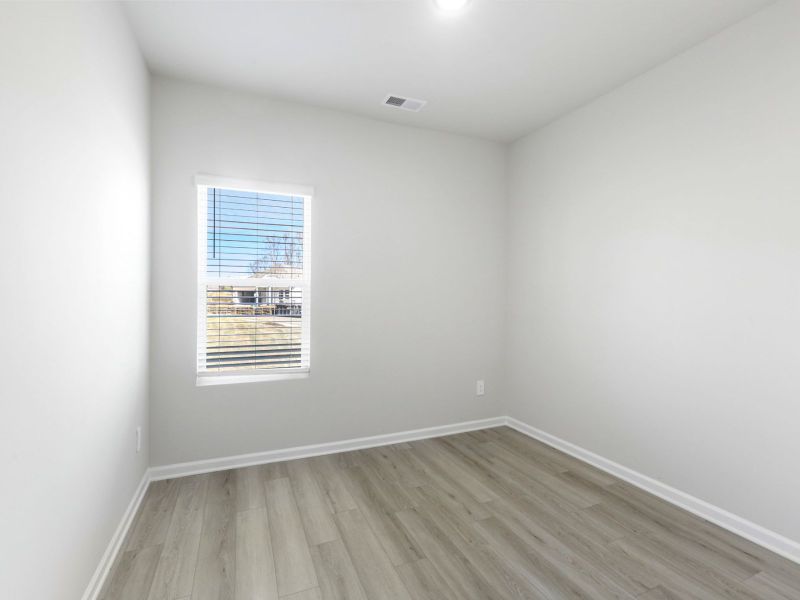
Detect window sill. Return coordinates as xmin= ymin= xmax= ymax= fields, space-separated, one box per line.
xmin=196 ymin=370 xmax=309 ymax=387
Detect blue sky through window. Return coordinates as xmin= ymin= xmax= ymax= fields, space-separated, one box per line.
xmin=206 ymin=187 xmax=304 ymax=279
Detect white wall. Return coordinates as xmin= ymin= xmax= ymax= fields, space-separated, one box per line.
xmin=150 ymin=77 xmax=505 ymax=466
xmin=506 ymin=0 xmax=800 ymax=542
xmin=0 ymin=4 xmax=150 ymax=599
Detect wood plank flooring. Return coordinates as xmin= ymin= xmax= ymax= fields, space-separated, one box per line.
xmin=100 ymin=427 xmax=800 ymax=599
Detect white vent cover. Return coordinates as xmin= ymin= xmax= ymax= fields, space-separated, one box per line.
xmin=383 ymin=94 xmax=427 ymax=112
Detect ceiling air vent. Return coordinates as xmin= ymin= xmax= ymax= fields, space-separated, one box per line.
xmin=383 ymin=94 xmax=427 ymax=112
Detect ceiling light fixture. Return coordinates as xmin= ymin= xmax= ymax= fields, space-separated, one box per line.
xmin=434 ymin=0 xmax=469 ymax=12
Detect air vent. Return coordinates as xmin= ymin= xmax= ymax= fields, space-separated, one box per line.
xmin=383 ymin=94 xmax=427 ymax=112
xmin=385 ymin=96 xmax=406 ymax=107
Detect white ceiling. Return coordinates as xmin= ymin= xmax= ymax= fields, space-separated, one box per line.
xmin=123 ymin=0 xmax=771 ymax=141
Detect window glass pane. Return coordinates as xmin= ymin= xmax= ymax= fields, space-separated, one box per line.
xmin=205 ymin=285 xmax=304 ymax=371
xmin=206 ymin=188 xmax=305 ymax=279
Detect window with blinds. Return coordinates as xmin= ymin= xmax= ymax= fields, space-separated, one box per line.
xmin=196 ymin=176 xmax=312 ymax=382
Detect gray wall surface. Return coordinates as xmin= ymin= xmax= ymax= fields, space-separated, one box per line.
xmin=150 ymin=77 xmax=506 ymax=466
xmin=0 ymin=4 xmax=151 ymax=599
xmin=506 ymin=0 xmax=800 ymax=542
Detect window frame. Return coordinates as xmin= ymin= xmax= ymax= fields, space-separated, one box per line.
xmin=195 ymin=174 xmax=313 ymax=386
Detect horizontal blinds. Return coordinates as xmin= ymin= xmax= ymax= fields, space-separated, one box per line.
xmin=199 ymin=187 xmax=309 ymax=374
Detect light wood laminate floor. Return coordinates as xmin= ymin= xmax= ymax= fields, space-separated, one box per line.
xmin=101 ymin=427 xmax=800 ymax=599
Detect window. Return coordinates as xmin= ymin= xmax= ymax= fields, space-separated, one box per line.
xmin=196 ymin=175 xmax=312 ymax=384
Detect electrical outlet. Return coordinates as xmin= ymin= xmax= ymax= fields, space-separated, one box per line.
xmin=476 ymin=379 xmax=485 ymax=396
xmin=136 ymin=426 xmax=142 ymax=453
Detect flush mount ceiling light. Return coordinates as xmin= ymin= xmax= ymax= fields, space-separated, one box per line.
xmin=434 ymin=0 xmax=469 ymax=12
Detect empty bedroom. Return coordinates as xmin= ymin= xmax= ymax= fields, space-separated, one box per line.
xmin=1 ymin=0 xmax=799 ymax=598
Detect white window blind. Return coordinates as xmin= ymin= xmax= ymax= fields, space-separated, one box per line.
xmin=197 ymin=177 xmax=311 ymax=381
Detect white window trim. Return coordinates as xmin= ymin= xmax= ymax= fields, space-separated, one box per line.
xmin=195 ymin=174 xmax=313 ymax=386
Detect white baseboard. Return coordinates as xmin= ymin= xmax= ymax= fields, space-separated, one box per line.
xmin=505 ymin=416 xmax=800 ymax=566
xmin=81 ymin=470 xmax=151 ymax=600
xmin=149 ymin=416 xmax=506 ymax=481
